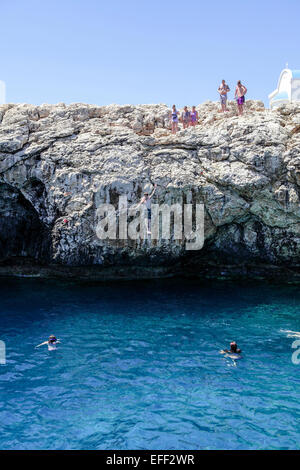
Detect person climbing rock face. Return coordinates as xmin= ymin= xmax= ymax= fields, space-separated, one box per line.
xmin=235 ymin=80 xmax=247 ymax=115
xmin=170 ymin=105 xmax=179 ymax=134
xmin=181 ymin=106 xmax=191 ymax=129
xmin=137 ymin=184 xmax=157 ymax=234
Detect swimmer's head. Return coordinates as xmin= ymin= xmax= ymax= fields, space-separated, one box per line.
xmin=230 ymin=341 xmax=237 ymax=352
xmin=48 ymin=335 xmax=57 ymax=344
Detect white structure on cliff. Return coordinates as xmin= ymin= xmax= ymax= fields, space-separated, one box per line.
xmin=0 ymin=80 xmax=6 ymax=104
xmin=269 ymin=68 xmax=300 ymax=109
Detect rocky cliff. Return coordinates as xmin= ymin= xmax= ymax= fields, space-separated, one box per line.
xmin=0 ymin=100 xmax=299 ymax=281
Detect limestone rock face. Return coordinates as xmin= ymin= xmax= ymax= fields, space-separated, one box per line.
xmin=0 ymin=100 xmax=299 ymax=281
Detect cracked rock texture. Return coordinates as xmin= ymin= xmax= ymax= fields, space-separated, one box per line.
xmin=0 ymin=100 xmax=299 ymax=281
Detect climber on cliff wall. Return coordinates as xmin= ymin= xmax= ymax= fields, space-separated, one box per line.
xmin=170 ymin=105 xmax=179 ymax=133
xmin=218 ymin=79 xmax=230 ymax=112
xmin=235 ymin=80 xmax=247 ymax=116
xmin=137 ymin=184 xmax=157 ymax=234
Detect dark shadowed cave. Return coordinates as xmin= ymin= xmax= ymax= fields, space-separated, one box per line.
xmin=0 ymin=182 xmax=51 ymax=265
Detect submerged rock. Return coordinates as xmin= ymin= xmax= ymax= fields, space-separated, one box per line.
xmin=0 ymin=100 xmax=299 ymax=282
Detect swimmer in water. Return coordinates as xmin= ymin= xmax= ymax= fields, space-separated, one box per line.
xmin=220 ymin=341 xmax=242 ymax=354
xmin=36 ymin=335 xmax=60 ymax=351
xmin=220 ymin=341 xmax=242 ymax=366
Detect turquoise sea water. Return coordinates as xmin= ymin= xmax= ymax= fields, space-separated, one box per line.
xmin=0 ymin=278 xmax=299 ymax=450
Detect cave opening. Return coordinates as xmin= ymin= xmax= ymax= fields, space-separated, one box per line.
xmin=0 ymin=182 xmax=51 ymax=265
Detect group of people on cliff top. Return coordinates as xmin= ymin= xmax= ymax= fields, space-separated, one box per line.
xmin=170 ymin=80 xmax=247 ymax=134
xmin=218 ymin=79 xmax=247 ymax=114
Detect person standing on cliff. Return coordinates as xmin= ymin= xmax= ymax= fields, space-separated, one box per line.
xmin=218 ymin=79 xmax=230 ymax=112
xmin=190 ymin=106 xmax=198 ymax=127
xmin=170 ymin=105 xmax=179 ymax=134
xmin=181 ymin=106 xmax=191 ymax=129
xmin=235 ymin=80 xmax=247 ymax=115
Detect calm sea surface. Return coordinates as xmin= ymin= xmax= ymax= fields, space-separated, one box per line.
xmin=0 ymin=278 xmax=299 ymax=449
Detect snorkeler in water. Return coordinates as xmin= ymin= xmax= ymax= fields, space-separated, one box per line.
xmin=220 ymin=341 xmax=241 ymax=354
xmin=36 ymin=335 xmax=61 ymax=351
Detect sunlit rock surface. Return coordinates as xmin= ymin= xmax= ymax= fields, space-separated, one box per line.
xmin=0 ymin=100 xmax=299 ymax=281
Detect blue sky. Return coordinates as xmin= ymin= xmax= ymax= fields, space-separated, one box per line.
xmin=1 ymin=0 xmax=299 ymax=107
